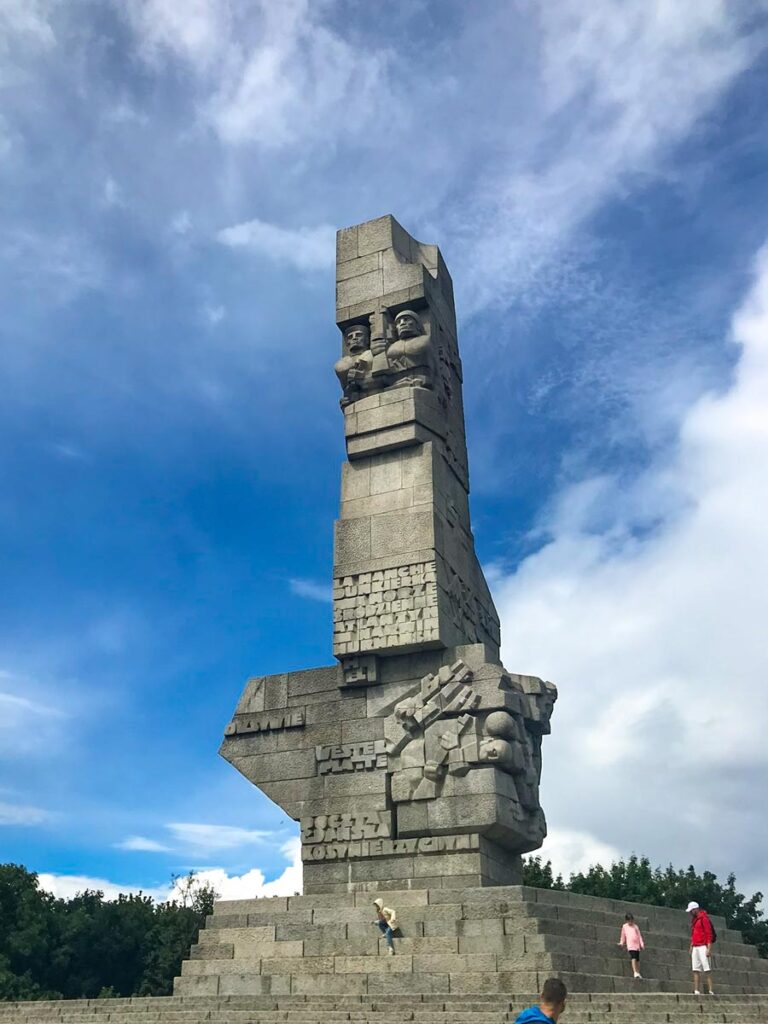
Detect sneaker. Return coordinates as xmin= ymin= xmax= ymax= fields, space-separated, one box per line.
xmin=388 ymin=947 xmax=395 ymax=956
xmin=694 ymin=990 xmax=701 ymax=996
xmin=634 ymin=974 xmax=643 ymax=980
xmin=708 ymin=991 xmax=715 ymax=997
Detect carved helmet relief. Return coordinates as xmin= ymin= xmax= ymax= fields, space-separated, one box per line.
xmin=393 ymin=309 xmax=423 ymax=339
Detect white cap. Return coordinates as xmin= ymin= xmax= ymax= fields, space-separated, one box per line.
xmin=686 ymin=901 xmax=700 ymax=912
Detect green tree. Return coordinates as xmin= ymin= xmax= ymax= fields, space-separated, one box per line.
xmin=0 ymin=865 xmax=219 ymax=1001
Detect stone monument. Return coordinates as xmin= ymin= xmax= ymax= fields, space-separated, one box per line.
xmin=220 ymin=215 xmax=557 ymax=893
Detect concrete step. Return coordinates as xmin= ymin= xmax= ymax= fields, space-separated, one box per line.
xmin=209 ymin=888 xmax=731 ymax=932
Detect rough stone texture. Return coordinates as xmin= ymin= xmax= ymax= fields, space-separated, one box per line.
xmin=161 ymin=886 xmax=768 ymax=1003
xmin=220 ymin=216 xmax=556 ymax=892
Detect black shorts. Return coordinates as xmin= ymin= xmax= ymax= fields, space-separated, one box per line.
xmin=628 ymin=950 xmax=641 ymax=961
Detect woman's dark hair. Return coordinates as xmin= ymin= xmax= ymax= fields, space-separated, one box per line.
xmin=625 ymin=913 xmax=635 ymax=922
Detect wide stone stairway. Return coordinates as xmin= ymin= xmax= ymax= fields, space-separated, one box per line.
xmin=4 ymin=887 xmax=767 ymax=1023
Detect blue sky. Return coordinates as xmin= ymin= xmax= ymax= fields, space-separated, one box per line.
xmin=2 ymin=0 xmax=768 ymax=901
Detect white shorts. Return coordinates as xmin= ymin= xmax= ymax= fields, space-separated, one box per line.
xmin=692 ymin=945 xmax=711 ymax=972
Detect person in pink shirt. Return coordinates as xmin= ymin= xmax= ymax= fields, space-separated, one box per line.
xmin=618 ymin=913 xmax=645 ymax=979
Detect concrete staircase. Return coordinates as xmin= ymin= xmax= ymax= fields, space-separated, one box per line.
xmin=2 ymin=887 xmax=767 ymax=1023
xmin=175 ymin=886 xmax=768 ymax=997
xmin=3 ymin=993 xmax=768 ymax=1024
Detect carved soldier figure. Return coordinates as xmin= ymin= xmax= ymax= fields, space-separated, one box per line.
xmin=335 ymin=321 xmax=373 ymax=405
xmin=386 ymin=309 xmax=435 ymax=389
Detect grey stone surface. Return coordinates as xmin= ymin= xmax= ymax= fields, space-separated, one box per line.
xmin=219 ymin=217 xmax=557 ymax=893
xmin=163 ymin=885 xmax=768 ymax=1005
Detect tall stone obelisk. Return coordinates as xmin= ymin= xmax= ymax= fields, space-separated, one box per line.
xmin=220 ymin=216 xmax=556 ymax=893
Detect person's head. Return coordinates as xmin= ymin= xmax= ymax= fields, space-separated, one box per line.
xmin=344 ymin=322 xmax=370 ymax=354
xmin=373 ymin=898 xmax=384 ymax=912
xmin=625 ymin=913 xmax=635 ymax=924
xmin=686 ymin=901 xmax=700 ymax=917
xmin=539 ymin=977 xmax=567 ymax=1021
xmin=394 ymin=309 xmax=422 ymax=339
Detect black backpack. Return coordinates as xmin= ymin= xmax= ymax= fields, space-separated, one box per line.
xmin=710 ymin=922 xmax=718 ymax=944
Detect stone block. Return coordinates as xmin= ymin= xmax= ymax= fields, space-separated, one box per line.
xmin=189 ymin=943 xmax=234 ymax=960
xmin=334 ymin=517 xmax=371 ymax=566
xmin=341 ymin=717 xmax=384 ymax=743
xmin=312 ymin=695 xmax=367 ymax=722
xmin=333 ymin=955 xmax=414 ymax=974
xmin=367 ymin=972 xmax=450 ymax=993
xmin=172 ymin=976 xmax=219 ymax=996
xmin=289 ymin=973 xmax=367 ymax=995
xmin=346 ymin=423 xmax=432 ymax=459
xmin=341 ymin=487 xmax=414 ymax=519
xmin=249 ymin=909 xmax=312 ymax=926
xmin=382 ymin=258 xmax=421 ymax=295
xmin=349 ymin=856 xmax=415 ymax=882
xmin=218 ymin=974 xmax=291 ymax=995
xmin=235 ymin=676 xmax=266 ymax=713
xmin=356 ymin=216 xmax=396 ymax=258
xmin=261 ymin=955 xmax=335 ymax=975
xmin=230 ymin=748 xmax=316 ymax=783
xmin=287 ymin=665 xmax=340 ymax=697
xmin=336 ymin=269 xmax=384 ymax=308
xmin=455 ymin=919 xmax=505 ymax=938
xmin=369 ymin=454 xmax=403 ymax=494
xmin=395 ymin=802 xmax=428 ymax=836
xmin=336 ymin=226 xmax=358 ymax=263
xmin=411 ymin=952 xmax=496 ymax=974
xmin=232 ymin=939 xmax=303 ymax=959
xmin=369 ymin=507 xmax=434 ymax=558
xmin=448 ymin=971 xmax=539 ymax=994
xmin=336 ymin=251 xmax=380 ymax=282
xmin=341 ymin=461 xmax=370 ymax=500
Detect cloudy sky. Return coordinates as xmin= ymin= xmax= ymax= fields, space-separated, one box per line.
xmin=2 ymin=0 xmax=768 ymax=904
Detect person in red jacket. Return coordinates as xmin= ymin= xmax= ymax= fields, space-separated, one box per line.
xmin=687 ymin=901 xmax=715 ymax=995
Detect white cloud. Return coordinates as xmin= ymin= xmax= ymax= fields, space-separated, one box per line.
xmin=116 ymin=835 xmax=172 ymax=853
xmin=451 ymin=0 xmax=764 ymax=312
xmin=122 ymin=0 xmax=397 ymax=149
xmin=217 ymin=217 xmax=335 ymax=272
xmin=202 ymin=302 xmax=225 ymax=326
xmin=0 ymin=229 xmax=102 ymax=302
xmin=175 ymin=838 xmax=303 ymax=900
xmin=0 ymin=801 xmax=53 ymax=826
xmin=48 ymin=440 xmax=88 ymax=461
xmin=38 ymin=839 xmax=302 ymax=902
xmin=0 ymin=0 xmax=56 ymax=59
xmin=495 ymin=242 xmax=768 ymax=889
xmin=168 ymin=822 xmax=276 ymax=851
xmin=38 ymin=872 xmax=170 ymax=902
xmin=537 ymin=828 xmax=622 ymax=880
xmin=0 ymin=683 xmax=70 ymax=759
xmin=101 ymin=176 xmax=123 ymax=208
xmin=170 ymin=210 xmax=192 ymax=236
xmin=289 ymin=577 xmax=332 ymax=604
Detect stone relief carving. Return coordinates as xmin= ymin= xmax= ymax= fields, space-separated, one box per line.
xmin=316 ymin=740 xmax=388 ymax=774
xmin=384 ymin=661 xmax=550 ymax=818
xmin=302 ymin=832 xmax=479 ymax=862
xmin=333 ymin=563 xmax=439 ymax=656
xmin=335 ymin=306 xmax=437 ymax=405
xmin=444 ymin=565 xmax=501 ymax=647
xmin=301 ymin=811 xmax=392 ymax=843
xmin=224 ymin=709 xmax=305 ymax=736
xmin=335 ymin=322 xmax=374 ymax=407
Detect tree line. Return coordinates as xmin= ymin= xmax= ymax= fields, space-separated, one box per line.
xmin=0 ymin=865 xmax=217 ymax=1001
xmin=522 ymin=853 xmax=768 ymax=956
xmin=1 ymin=855 xmax=766 ymax=1001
